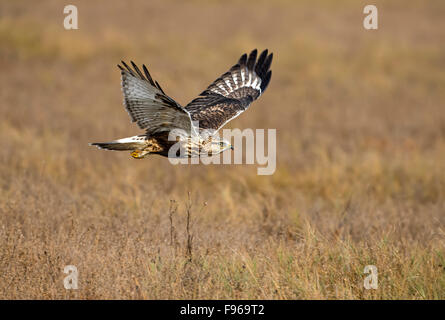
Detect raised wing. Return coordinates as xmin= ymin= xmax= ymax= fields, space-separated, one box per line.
xmin=185 ymin=49 xmax=272 ymax=133
xmin=119 ymin=61 xmax=197 ymax=137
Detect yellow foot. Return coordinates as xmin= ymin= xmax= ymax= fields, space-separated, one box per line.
xmin=130 ymin=150 xmax=148 ymax=159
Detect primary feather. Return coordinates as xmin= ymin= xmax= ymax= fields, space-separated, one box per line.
xmin=185 ymin=49 xmax=273 ymax=134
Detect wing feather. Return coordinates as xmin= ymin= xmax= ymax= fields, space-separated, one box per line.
xmin=185 ymin=49 xmax=273 ymax=133
xmin=119 ymin=61 xmax=196 ymax=137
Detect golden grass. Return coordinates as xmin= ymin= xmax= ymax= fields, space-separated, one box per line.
xmin=0 ymin=0 xmax=445 ymax=299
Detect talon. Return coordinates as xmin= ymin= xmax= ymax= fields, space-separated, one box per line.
xmin=131 ymin=150 xmax=146 ymax=159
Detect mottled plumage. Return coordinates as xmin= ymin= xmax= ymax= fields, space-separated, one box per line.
xmin=90 ymin=49 xmax=273 ymax=158
xmin=186 ymin=49 xmax=272 ymax=135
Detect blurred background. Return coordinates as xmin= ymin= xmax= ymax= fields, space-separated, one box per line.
xmin=0 ymin=0 xmax=444 ymax=299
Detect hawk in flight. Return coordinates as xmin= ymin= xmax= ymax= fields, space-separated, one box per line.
xmin=90 ymin=49 xmax=273 ymax=158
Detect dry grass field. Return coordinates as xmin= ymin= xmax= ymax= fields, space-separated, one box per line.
xmin=1 ymin=0 xmax=445 ymax=299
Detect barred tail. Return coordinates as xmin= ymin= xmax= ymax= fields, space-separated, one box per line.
xmin=89 ymin=135 xmax=146 ymax=151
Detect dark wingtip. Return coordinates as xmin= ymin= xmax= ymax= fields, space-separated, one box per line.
xmin=247 ymin=49 xmax=258 ymax=69
xmin=257 ymin=52 xmax=273 ymax=80
xmin=142 ymin=64 xmax=156 ymax=86
xmin=130 ymin=61 xmax=139 ymax=72
xmin=255 ymin=49 xmax=268 ymax=75
xmin=130 ymin=61 xmax=145 ymax=79
xmin=120 ymin=61 xmax=133 ymax=75
xmin=259 ymin=49 xmax=268 ymax=62
xmin=155 ymin=80 xmax=166 ymax=94
xmin=238 ymin=53 xmax=248 ymax=66
xmin=261 ymin=70 xmax=272 ymax=92
xmin=264 ymin=53 xmax=273 ymax=71
xmin=118 ymin=60 xmax=159 ymax=87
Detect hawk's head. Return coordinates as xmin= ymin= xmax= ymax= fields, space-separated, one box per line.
xmin=203 ymin=138 xmax=233 ymax=156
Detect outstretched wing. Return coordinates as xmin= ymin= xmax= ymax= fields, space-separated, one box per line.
xmin=119 ymin=61 xmax=197 ymax=136
xmin=185 ymin=49 xmax=273 ymax=134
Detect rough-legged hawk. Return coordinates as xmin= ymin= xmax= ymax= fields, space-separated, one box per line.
xmin=90 ymin=49 xmax=273 ymax=158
